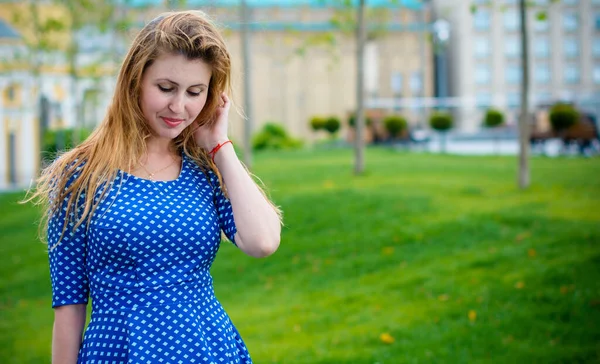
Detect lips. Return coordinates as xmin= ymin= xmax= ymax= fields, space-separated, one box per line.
xmin=161 ymin=117 xmax=185 ymax=127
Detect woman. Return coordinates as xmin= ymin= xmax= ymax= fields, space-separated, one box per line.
xmin=29 ymin=10 xmax=281 ymax=363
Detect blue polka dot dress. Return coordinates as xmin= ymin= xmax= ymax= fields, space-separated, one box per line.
xmin=47 ymin=154 xmax=252 ymax=363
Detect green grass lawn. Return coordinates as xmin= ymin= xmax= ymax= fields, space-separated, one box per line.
xmin=1 ymin=148 xmax=599 ymax=363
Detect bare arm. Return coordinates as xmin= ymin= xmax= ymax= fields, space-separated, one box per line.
xmin=214 ymin=142 xmax=281 ymax=258
xmin=52 ymin=304 xmax=87 ymax=364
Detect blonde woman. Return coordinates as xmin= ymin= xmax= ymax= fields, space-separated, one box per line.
xmin=29 ymin=11 xmax=281 ymax=363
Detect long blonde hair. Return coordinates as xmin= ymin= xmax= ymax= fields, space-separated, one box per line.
xmin=27 ymin=11 xmax=250 ymax=247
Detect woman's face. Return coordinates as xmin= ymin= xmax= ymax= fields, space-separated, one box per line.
xmin=140 ymin=53 xmax=212 ymax=142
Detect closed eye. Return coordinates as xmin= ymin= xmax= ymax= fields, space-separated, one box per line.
xmin=158 ymin=85 xmax=173 ymax=93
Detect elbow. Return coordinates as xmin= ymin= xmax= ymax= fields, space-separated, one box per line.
xmin=243 ymin=234 xmax=280 ymax=258
xmin=252 ymin=235 xmax=280 ymax=258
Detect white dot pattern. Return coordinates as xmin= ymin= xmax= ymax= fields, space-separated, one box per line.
xmin=48 ymin=154 xmax=251 ymax=363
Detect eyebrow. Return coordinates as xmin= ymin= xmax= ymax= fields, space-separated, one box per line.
xmin=158 ymin=78 xmax=207 ymax=88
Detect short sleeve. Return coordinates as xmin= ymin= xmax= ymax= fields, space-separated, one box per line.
xmin=47 ymin=175 xmax=89 ymax=308
xmin=209 ymin=171 xmax=238 ymax=245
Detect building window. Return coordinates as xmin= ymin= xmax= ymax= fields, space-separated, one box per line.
xmin=505 ymin=37 xmax=521 ymax=58
xmin=474 ymin=10 xmax=490 ymax=31
xmin=563 ymin=13 xmax=578 ymax=32
xmin=391 ymin=72 xmax=403 ymax=96
xmin=474 ymin=37 xmax=491 ymax=59
xmin=564 ymin=65 xmax=580 ymax=84
xmin=504 ymin=9 xmax=519 ymax=32
xmin=594 ymin=66 xmax=600 ymax=84
xmin=535 ymin=64 xmax=551 ymax=84
xmin=564 ymin=38 xmax=579 ymax=59
xmin=535 ymin=92 xmax=552 ymax=105
xmin=534 ymin=37 xmax=550 ymax=58
xmin=593 ymin=65 xmax=600 ymax=84
xmin=534 ymin=17 xmax=549 ymax=32
xmin=476 ymin=92 xmax=492 ymax=108
xmin=506 ymin=65 xmax=522 ymax=84
xmin=475 ymin=64 xmax=491 ymax=84
xmin=507 ymin=93 xmax=520 ymax=108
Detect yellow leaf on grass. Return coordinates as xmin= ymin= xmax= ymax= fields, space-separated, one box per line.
xmin=468 ymin=310 xmax=477 ymax=322
xmin=380 ymin=332 xmax=395 ymax=344
xmin=560 ymin=286 xmax=569 ymax=294
xmin=323 ymin=180 xmax=335 ymax=189
xmin=438 ymin=294 xmax=449 ymax=302
xmin=515 ymin=281 xmax=525 ymax=289
xmin=528 ymin=249 xmax=537 ymax=257
xmin=382 ymin=247 xmax=394 ymax=255
xmin=516 ymin=231 xmax=531 ymax=242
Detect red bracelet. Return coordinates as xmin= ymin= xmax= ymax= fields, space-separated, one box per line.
xmin=208 ymin=140 xmax=233 ymax=163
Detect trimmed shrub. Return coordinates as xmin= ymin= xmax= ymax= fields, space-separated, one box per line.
xmin=310 ymin=116 xmax=326 ymax=131
xmin=348 ymin=113 xmax=373 ymax=128
xmin=324 ymin=116 xmax=341 ymax=135
xmin=252 ymin=122 xmax=303 ymax=151
xmin=429 ymin=112 xmax=453 ymax=131
xmin=383 ymin=115 xmax=408 ymax=138
xmin=549 ymin=103 xmax=579 ymax=132
xmin=484 ymin=109 xmax=505 ymax=128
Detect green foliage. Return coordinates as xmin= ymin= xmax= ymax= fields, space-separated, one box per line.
xmin=429 ymin=112 xmax=453 ymax=131
xmin=309 ymin=116 xmax=326 ymax=131
xmin=42 ymin=128 xmax=92 ymax=158
xmin=383 ymin=115 xmax=408 ymax=138
xmin=252 ymin=122 xmax=303 ymax=151
xmin=484 ymin=109 xmax=505 ymax=128
xmin=348 ymin=113 xmax=373 ymax=128
xmin=549 ymin=103 xmax=579 ymax=132
xmin=3 ymin=149 xmax=600 ymax=362
xmin=324 ymin=116 xmax=341 ymax=135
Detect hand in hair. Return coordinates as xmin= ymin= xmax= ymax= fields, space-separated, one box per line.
xmin=194 ymin=92 xmax=231 ymax=151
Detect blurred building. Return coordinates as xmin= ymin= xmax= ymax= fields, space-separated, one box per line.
xmin=0 ymin=0 xmax=433 ymax=189
xmin=432 ymin=0 xmax=600 ymax=131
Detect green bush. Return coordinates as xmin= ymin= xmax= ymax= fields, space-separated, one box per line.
xmin=549 ymin=103 xmax=579 ymax=132
xmin=324 ymin=116 xmax=341 ymax=135
xmin=429 ymin=112 xmax=453 ymax=132
xmin=484 ymin=109 xmax=505 ymax=128
xmin=348 ymin=113 xmax=373 ymax=128
xmin=383 ymin=115 xmax=408 ymax=138
xmin=309 ymin=116 xmax=326 ymax=131
xmin=252 ymin=122 xmax=303 ymax=151
xmin=43 ymin=128 xmax=92 ymax=157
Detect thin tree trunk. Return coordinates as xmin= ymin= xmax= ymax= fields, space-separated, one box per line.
xmin=241 ymin=0 xmax=253 ymax=169
xmin=518 ymin=0 xmax=530 ymax=189
xmin=354 ymin=0 xmax=366 ymax=175
xmin=30 ymin=1 xmax=45 ymax=171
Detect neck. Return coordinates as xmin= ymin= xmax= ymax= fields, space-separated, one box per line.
xmin=145 ymin=136 xmax=176 ymax=156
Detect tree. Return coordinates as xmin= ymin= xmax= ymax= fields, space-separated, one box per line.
xmin=240 ymin=0 xmax=254 ymax=169
xmin=471 ymin=0 xmax=560 ymax=189
xmin=355 ymin=0 xmax=366 ymax=175
xmin=484 ymin=108 xmax=505 ymax=155
xmin=549 ymin=103 xmax=579 ymax=134
xmin=429 ymin=111 xmax=453 ymax=153
xmin=383 ymin=115 xmax=408 ymax=140
xmin=517 ymin=0 xmax=530 ymax=189
xmin=324 ymin=116 xmax=341 ymax=136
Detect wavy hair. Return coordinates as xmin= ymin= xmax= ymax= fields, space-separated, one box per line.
xmin=26 ymin=10 xmax=271 ymax=247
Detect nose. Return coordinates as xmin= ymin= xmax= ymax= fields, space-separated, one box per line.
xmin=168 ymin=93 xmax=185 ymax=114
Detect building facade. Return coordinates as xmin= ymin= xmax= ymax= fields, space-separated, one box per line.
xmin=433 ymin=0 xmax=600 ymax=131
xmin=0 ymin=0 xmax=433 ymax=189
